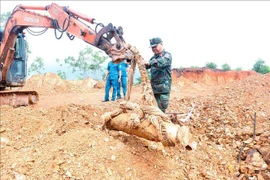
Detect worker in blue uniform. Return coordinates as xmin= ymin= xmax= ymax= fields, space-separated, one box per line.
xmin=117 ymin=61 xmax=129 ymax=99
xmin=103 ymin=60 xmax=121 ymax=102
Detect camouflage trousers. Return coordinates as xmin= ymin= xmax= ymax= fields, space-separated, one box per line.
xmin=154 ymin=93 xmax=170 ymax=113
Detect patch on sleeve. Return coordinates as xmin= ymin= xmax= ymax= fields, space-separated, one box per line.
xmin=163 ymin=52 xmax=172 ymax=59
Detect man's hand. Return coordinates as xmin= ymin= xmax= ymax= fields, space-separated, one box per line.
xmin=143 ymin=59 xmax=150 ymax=66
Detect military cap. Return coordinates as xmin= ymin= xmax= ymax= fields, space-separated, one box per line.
xmin=150 ymin=37 xmax=163 ymax=47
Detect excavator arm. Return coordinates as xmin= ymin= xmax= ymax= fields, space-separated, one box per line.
xmin=0 ymin=3 xmax=134 ymax=106
xmin=1 ymin=3 xmax=132 ymax=70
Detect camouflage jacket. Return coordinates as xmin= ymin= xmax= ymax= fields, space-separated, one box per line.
xmin=146 ymin=50 xmax=172 ymax=94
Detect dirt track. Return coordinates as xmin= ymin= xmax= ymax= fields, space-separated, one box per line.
xmin=1 ymin=69 xmax=269 ymax=179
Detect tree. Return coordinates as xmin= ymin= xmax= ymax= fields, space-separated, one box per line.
xmin=56 ymin=70 xmax=67 ymax=80
xmin=134 ymin=76 xmax=142 ymax=85
xmin=64 ymin=46 xmax=108 ymax=79
xmin=205 ymin=62 xmax=217 ymax=69
xmin=252 ymin=59 xmax=270 ymax=74
xmin=221 ymin=63 xmax=231 ymax=71
xmin=28 ymin=57 xmax=45 ymax=76
xmin=0 ymin=11 xmax=11 ymax=29
xmin=55 ymin=58 xmax=67 ymax=79
xmin=234 ymin=67 xmax=242 ymax=71
xmin=265 ymin=66 xmax=270 ymax=73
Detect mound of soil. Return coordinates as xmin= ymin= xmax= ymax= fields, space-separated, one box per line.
xmin=22 ymin=73 xmax=99 ymax=95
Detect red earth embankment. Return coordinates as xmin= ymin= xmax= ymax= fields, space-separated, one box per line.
xmin=171 ymin=68 xmax=258 ymax=94
xmin=172 ymin=68 xmax=257 ymax=86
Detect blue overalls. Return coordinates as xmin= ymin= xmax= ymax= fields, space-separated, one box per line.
xmin=104 ymin=61 xmax=120 ymax=101
xmin=117 ymin=61 xmax=129 ymax=99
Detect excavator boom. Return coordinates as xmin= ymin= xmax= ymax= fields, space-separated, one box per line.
xmin=0 ymin=3 xmax=134 ymax=107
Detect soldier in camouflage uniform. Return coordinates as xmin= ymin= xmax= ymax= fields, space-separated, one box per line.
xmin=144 ymin=37 xmax=172 ymax=113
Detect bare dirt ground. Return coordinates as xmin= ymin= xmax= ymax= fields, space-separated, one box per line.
xmin=1 ymin=69 xmax=269 ymax=180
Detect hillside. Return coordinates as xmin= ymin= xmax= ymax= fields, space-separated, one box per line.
xmin=0 ymin=69 xmax=269 ymax=180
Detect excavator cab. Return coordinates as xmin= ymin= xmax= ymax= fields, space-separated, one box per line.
xmin=0 ymin=29 xmax=27 ymax=89
xmin=6 ymin=32 xmax=27 ymax=87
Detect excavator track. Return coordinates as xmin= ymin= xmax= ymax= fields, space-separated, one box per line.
xmin=0 ymin=90 xmax=39 ymax=107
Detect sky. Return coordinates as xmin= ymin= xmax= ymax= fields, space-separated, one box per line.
xmin=1 ymin=1 xmax=270 ymax=79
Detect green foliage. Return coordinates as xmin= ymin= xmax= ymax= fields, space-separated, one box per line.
xmin=28 ymin=57 xmax=45 ymax=75
xmin=252 ymin=59 xmax=270 ymax=74
xmin=134 ymin=76 xmax=142 ymax=85
xmin=190 ymin=66 xmax=199 ymax=68
xmin=57 ymin=70 xmax=67 ymax=80
xmin=55 ymin=58 xmax=69 ymax=79
xmin=221 ymin=63 xmax=231 ymax=71
xmin=0 ymin=11 xmax=11 ymax=29
xmin=234 ymin=67 xmax=242 ymax=71
xmin=63 ymin=46 xmax=108 ymax=79
xmin=205 ymin=62 xmax=217 ymax=69
xmin=265 ymin=66 xmax=270 ymax=73
xmin=56 ymin=58 xmax=61 ymax=65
